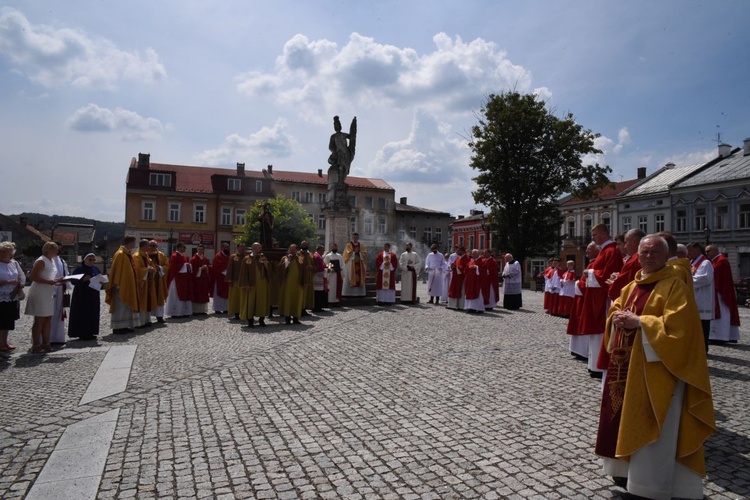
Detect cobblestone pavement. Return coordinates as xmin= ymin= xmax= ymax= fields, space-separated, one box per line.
xmin=1 ymin=286 xmax=749 ymax=499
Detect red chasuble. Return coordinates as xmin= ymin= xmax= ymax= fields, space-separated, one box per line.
xmin=483 ymin=257 xmax=499 ymax=306
xmin=375 ymin=251 xmax=398 ymax=290
xmin=595 ymin=282 xmax=656 ymax=459
xmin=190 ymin=253 xmax=211 ymax=303
xmin=465 ymin=258 xmax=485 ymax=300
xmin=166 ymin=252 xmax=192 ymax=301
xmin=210 ymin=251 xmax=230 ymax=299
xmin=566 ymin=263 xmax=593 ymax=336
xmin=578 ymin=243 xmax=623 ymax=335
xmin=448 ymin=254 xmax=470 ymax=299
xmin=712 ymin=254 xmax=740 ymax=325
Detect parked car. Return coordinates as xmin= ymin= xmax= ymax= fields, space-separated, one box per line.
xmin=735 ymin=277 xmax=750 ymax=307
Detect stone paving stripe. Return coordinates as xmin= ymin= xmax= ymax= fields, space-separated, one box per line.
xmin=25 ymin=409 xmax=119 ymax=500
xmin=79 ymin=346 xmax=137 ymax=405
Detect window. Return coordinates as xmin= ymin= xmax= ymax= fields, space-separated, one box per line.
xmin=318 ymin=192 xmax=327 ymax=204
xmin=398 ymin=227 xmax=406 ymax=241
xmin=255 ymin=180 xmax=263 ymax=193
xmin=227 ymin=178 xmax=241 ymax=191
xmin=601 ymin=214 xmax=611 ymax=235
xmin=694 ymin=207 xmax=706 ymax=231
xmin=378 ymin=198 xmax=387 ymax=210
xmin=194 ymin=204 xmax=206 ymax=224
xmin=348 ymin=196 xmax=357 ymax=207
xmin=567 ymin=220 xmax=575 ymax=238
xmin=638 ymin=215 xmax=648 ymax=232
xmin=715 ymin=206 xmax=728 ymax=230
xmin=409 ymin=226 xmax=417 ymax=240
xmin=676 ymin=210 xmax=687 ymax=232
xmin=479 ymin=234 xmax=485 ymax=249
xmin=235 ymin=209 xmax=246 ymax=226
xmin=142 ymin=201 xmax=155 ymax=221
xmin=317 ymin=214 xmax=326 ymax=230
xmin=291 ymin=191 xmax=300 ymax=202
xmin=423 ymin=226 xmax=432 ymax=243
xmin=304 ymin=192 xmax=313 ymax=203
xmin=377 ymin=217 xmax=386 ymax=234
xmin=583 ymin=218 xmax=593 ymax=237
xmin=621 ymin=216 xmax=631 ymax=232
xmin=364 ymin=217 xmax=373 ymax=235
xmin=654 ymin=214 xmax=665 ymax=232
xmin=168 ymin=202 xmax=181 ymax=222
xmin=739 ymin=204 xmax=750 ymax=229
xmin=435 ymin=227 xmax=442 ymax=242
xmin=458 ymin=236 xmax=464 ymax=246
xmin=350 ymin=217 xmax=357 ymax=233
xmin=468 ymin=235 xmax=475 ymax=250
xmin=149 ymin=173 xmax=172 ymax=187
xmin=365 ymin=197 xmax=374 ymax=209
xmin=221 ymin=207 xmax=232 ymax=226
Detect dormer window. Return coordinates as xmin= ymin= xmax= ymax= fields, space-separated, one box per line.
xmin=228 ymin=178 xmax=241 ymax=191
xmin=149 ymin=173 xmax=172 ymax=187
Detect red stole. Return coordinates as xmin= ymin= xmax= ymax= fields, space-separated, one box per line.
xmin=448 ymin=254 xmax=469 ymax=299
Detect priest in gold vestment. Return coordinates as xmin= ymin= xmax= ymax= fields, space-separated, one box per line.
xmin=596 ymin=234 xmax=714 ymax=499
xmin=105 ymin=236 xmax=141 ymax=334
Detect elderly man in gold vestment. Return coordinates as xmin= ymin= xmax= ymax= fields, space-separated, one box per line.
xmin=596 ymin=234 xmax=714 ymax=499
xmin=106 ymin=236 xmax=140 ymax=334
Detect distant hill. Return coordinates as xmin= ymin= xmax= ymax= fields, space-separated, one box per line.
xmin=10 ymin=212 xmax=125 ymax=242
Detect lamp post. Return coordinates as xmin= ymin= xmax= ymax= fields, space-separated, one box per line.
xmin=704 ymin=226 xmax=711 ymax=246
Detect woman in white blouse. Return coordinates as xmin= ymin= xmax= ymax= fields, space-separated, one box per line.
xmin=24 ymin=242 xmax=62 ymax=353
xmin=0 ymin=242 xmax=25 ymax=352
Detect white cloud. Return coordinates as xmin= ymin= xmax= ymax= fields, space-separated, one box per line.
xmin=0 ymin=7 xmax=166 ymax=89
xmin=364 ymin=109 xmax=470 ymax=185
xmin=613 ymin=127 xmax=631 ymax=154
xmin=65 ymin=103 xmax=164 ymax=141
xmin=663 ymin=148 xmax=715 ymax=167
xmin=236 ymin=32 xmax=531 ymax=118
xmin=195 ymin=119 xmax=296 ymax=166
xmin=533 ymin=86 xmax=553 ymax=102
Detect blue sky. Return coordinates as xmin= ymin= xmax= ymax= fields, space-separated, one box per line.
xmin=1 ymin=1 xmax=748 ymax=222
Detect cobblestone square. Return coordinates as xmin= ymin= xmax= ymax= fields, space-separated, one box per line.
xmin=1 ymin=285 xmax=748 ymax=499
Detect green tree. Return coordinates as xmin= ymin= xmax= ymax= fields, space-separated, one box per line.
xmin=470 ymin=91 xmax=612 ymax=265
xmin=240 ymin=195 xmax=318 ymax=249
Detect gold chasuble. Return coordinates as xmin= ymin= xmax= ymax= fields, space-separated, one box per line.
xmin=149 ymin=250 xmax=169 ymax=307
xmin=343 ymin=242 xmax=367 ymax=287
xmin=239 ymin=254 xmax=271 ymax=319
xmin=134 ymin=249 xmax=157 ymax=312
xmin=278 ymin=253 xmax=306 ymax=318
xmin=225 ymin=252 xmax=245 ymax=316
xmin=106 ymin=246 xmax=140 ymax=313
xmin=667 ymin=257 xmax=695 ymax=294
xmin=598 ymin=266 xmax=715 ymax=475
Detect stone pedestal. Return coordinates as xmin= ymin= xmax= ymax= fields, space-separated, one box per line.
xmin=325 ymin=208 xmax=352 ymax=250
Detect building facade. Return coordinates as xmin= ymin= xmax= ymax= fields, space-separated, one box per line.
xmin=394 ymin=197 xmax=453 ymax=255
xmin=451 ymin=210 xmax=493 ymax=252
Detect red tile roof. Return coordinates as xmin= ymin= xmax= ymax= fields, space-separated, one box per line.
xmin=562 ymin=178 xmax=641 ymax=205
xmin=269 ymin=170 xmax=394 ymax=191
xmin=148 ymin=163 xmax=265 ymax=193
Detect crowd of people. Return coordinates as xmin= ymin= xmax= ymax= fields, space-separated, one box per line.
xmin=2 ymin=224 xmax=744 ymax=498
xmin=535 ymin=223 xmax=742 ymax=498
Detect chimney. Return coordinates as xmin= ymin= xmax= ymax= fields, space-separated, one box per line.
xmin=400 ymin=197 xmax=407 ymax=205
xmin=718 ymin=143 xmax=732 ymax=158
xmin=236 ymin=162 xmax=245 ymax=176
xmin=457 ymin=215 xmax=465 ymax=220
xmin=637 ymin=167 xmax=647 ymax=179
xmin=664 ymin=162 xmax=675 ymax=169
xmin=744 ymin=137 xmax=750 ymax=156
xmin=138 ymin=153 xmax=150 ymax=169
xmin=267 ymin=164 xmax=273 ymax=174
xmin=318 ymin=169 xmax=323 ymax=177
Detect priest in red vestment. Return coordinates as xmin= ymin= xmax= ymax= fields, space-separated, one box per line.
xmin=482 ymin=250 xmax=500 ymax=310
xmin=190 ymin=245 xmax=211 ymax=315
xmin=578 ymin=224 xmax=623 ymax=376
xmin=464 ymin=249 xmax=486 ymax=313
xmin=210 ymin=242 xmax=230 ymax=314
xmin=375 ymin=243 xmax=398 ymax=305
xmin=447 ymin=247 xmax=469 ymax=310
xmin=566 ymin=242 xmax=599 ymax=358
xmin=706 ymin=245 xmax=741 ymax=342
xmin=165 ymin=243 xmax=193 ymax=318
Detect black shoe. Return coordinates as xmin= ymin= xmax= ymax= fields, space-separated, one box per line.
xmin=292 ymin=317 xmax=301 ymax=325
xmin=258 ymin=317 xmax=266 ymax=327
xmin=589 ymin=369 xmax=603 ymax=379
xmin=285 ymin=317 xmax=292 ymax=325
xmin=156 ymin=317 xmax=165 ymax=323
xmin=612 ymin=476 xmax=627 ymax=488
xmin=233 ymin=314 xmax=240 ymax=320
xmin=246 ymin=318 xmax=254 ymax=328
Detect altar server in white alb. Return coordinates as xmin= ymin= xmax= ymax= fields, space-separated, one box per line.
xmin=399 ymin=243 xmax=422 ymax=304
xmin=49 ymin=249 xmax=70 ymax=345
xmin=324 ymin=244 xmax=344 ymax=307
xmin=687 ymin=242 xmax=714 ymax=352
xmin=424 ymin=244 xmax=445 ymax=304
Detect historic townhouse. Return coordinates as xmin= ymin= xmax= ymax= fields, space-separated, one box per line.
xmin=394 ymin=197 xmax=453 ymax=255
xmin=670 ymin=140 xmax=750 ymax=277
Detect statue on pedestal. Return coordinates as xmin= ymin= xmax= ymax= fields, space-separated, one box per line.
xmin=327 ymin=115 xmax=357 ymax=208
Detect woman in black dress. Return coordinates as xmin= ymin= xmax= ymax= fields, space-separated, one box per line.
xmin=68 ymin=253 xmax=101 ymax=340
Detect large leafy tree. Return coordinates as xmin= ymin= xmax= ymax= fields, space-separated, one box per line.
xmin=470 ymin=91 xmax=612 ymax=265
xmin=240 ymin=195 xmax=318 ymax=249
